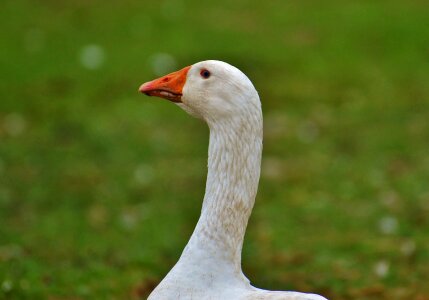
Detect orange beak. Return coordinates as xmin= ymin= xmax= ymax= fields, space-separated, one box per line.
xmin=139 ymin=66 xmax=191 ymax=103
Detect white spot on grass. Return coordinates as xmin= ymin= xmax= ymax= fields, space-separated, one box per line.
xmin=378 ymin=216 xmax=398 ymax=235
xmin=374 ymin=260 xmax=390 ymax=278
xmin=120 ymin=210 xmax=138 ymax=230
xmin=134 ymin=163 xmax=154 ymax=186
xmin=3 ymin=113 xmax=26 ymax=136
xmin=79 ymin=44 xmax=105 ymax=70
xmin=1 ymin=280 xmax=13 ymax=292
xmin=149 ymin=53 xmax=177 ymax=76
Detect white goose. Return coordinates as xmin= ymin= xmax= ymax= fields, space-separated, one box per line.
xmin=139 ymin=60 xmax=327 ymax=300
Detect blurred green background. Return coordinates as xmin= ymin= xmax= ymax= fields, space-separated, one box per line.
xmin=1 ymin=0 xmax=429 ymax=299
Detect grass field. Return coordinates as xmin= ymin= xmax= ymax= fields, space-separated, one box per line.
xmin=1 ymin=0 xmax=429 ymax=299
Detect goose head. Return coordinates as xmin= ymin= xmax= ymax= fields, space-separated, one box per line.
xmin=139 ymin=60 xmax=260 ymax=123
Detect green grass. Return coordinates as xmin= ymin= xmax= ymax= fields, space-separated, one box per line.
xmin=1 ymin=0 xmax=429 ymax=299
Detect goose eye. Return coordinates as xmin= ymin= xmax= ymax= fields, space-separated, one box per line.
xmin=200 ymin=69 xmax=211 ymax=79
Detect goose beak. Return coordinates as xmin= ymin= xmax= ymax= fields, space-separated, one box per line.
xmin=139 ymin=66 xmax=191 ymax=103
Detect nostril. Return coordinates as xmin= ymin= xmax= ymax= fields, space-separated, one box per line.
xmin=162 ymin=77 xmax=170 ymax=83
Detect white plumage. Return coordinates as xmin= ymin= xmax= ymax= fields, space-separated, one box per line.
xmin=139 ymin=60 xmax=328 ymax=300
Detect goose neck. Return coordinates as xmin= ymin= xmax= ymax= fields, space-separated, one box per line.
xmin=183 ymin=115 xmax=263 ymax=270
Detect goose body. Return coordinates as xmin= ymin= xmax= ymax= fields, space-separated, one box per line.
xmin=139 ymin=60 xmax=327 ymax=300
